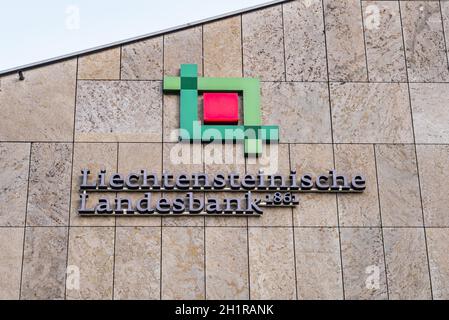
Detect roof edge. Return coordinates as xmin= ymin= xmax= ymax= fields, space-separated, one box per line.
xmin=0 ymin=0 xmax=292 ymax=76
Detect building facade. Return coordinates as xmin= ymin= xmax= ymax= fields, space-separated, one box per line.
xmin=1 ymin=0 xmax=449 ymax=299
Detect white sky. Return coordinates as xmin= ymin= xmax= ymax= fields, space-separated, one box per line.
xmin=0 ymin=0 xmax=270 ymax=72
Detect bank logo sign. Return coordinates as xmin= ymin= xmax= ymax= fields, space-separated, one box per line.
xmin=76 ymin=65 xmax=365 ymax=217
xmin=163 ymin=64 xmax=279 ymax=156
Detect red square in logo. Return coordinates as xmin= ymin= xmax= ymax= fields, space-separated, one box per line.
xmin=203 ymin=93 xmax=239 ymax=124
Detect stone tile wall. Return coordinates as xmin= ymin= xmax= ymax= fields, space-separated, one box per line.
xmin=1 ymin=0 xmax=449 ymax=300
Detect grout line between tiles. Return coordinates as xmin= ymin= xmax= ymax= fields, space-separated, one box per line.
xmin=111 ymin=142 xmax=119 ymax=300
xmin=201 ymin=26 xmax=207 ymax=300
xmin=288 ymin=144 xmax=299 ymax=300
xmin=5 ymin=225 xmax=448 ymax=228
xmin=119 ymin=46 xmax=122 ymax=80
xmin=373 ymin=144 xmax=390 ymax=299
xmin=18 ymin=143 xmax=33 ymax=300
xmin=160 ymin=80 xmax=165 ymax=298
xmin=5 ymin=141 xmax=449 ymax=145
xmin=359 ymin=0 xmax=370 ymax=81
xmin=439 ymin=0 xmax=449 ymax=77
xmin=280 ymin=3 xmax=288 ymax=82
xmin=321 ymin=0 xmax=345 ymax=300
xmin=398 ymin=0 xmax=434 ymax=299
xmin=71 ymin=78 xmax=449 ymax=83
xmin=64 ymin=56 xmax=79 ymax=299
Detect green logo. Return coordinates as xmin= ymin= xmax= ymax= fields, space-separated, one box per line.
xmin=163 ymin=64 xmax=279 ymax=157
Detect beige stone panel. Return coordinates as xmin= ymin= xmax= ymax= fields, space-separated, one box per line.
xmin=116 ymin=143 xmax=162 ymax=226
xmin=75 ymin=81 xmax=162 ymax=142
xmin=70 ymin=143 xmax=117 ymax=226
xmin=295 ymin=227 xmax=342 ymax=299
xmin=340 ymin=228 xmax=388 ymax=300
xmin=78 ymin=48 xmax=120 ymax=80
xmin=27 ymin=143 xmax=72 ymax=226
xmin=323 ymin=0 xmax=367 ymax=81
xmin=362 ymin=1 xmax=407 ymax=82
xmin=283 ymin=0 xmax=327 ymax=81
xmin=161 ymin=227 xmax=204 ymax=299
xmin=261 ymin=82 xmax=332 ymax=143
xmin=162 ymin=143 xmax=204 ymax=227
xmin=290 ymin=144 xmax=338 ymax=227
xmin=242 ymin=6 xmax=285 ymax=81
xmin=246 ymin=144 xmax=292 ymax=227
xmin=375 ymin=144 xmax=423 ymax=227
xmin=410 ymin=84 xmax=449 ymax=144
xmin=21 ymin=227 xmax=68 ymax=299
xmin=249 ymin=227 xmax=296 ymax=299
xmin=330 ymin=83 xmax=413 ymax=144
xmin=246 ymin=144 xmax=290 ymax=176
xmin=442 ymin=1 xmax=449 ymax=71
xmin=164 ymin=27 xmax=203 ymax=76
xmin=204 ymin=143 xmax=246 ymax=227
xmin=427 ymin=228 xmax=449 ymax=300
xmin=66 ymin=227 xmax=114 ymax=300
xmin=400 ymin=1 xmax=449 ymax=82
xmin=203 ymin=16 xmax=242 ymax=77
xmin=0 ymin=228 xmax=24 ymax=299
xmin=205 ymin=227 xmax=249 ymax=299
xmin=114 ymin=227 xmax=161 ymax=299
xmin=416 ymin=145 xmax=449 ymax=226
xmin=204 ymin=141 xmax=245 ymax=174
xmin=121 ymin=37 xmax=163 ymax=80
xmin=0 ymin=143 xmax=30 ymax=226
xmin=292 ymin=193 xmax=338 ymax=227
xmin=248 ymin=207 xmax=292 ymax=227
xmin=0 ymin=60 xmax=76 ymax=141
xmin=335 ymin=144 xmax=380 ymax=227
xmin=383 ymin=227 xmax=431 ymax=299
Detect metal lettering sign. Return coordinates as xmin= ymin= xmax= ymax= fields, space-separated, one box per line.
xmin=163 ymin=64 xmax=279 ymax=157
xmin=78 ymin=169 xmax=365 ymax=216
xmin=78 ymin=65 xmax=365 ymax=217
